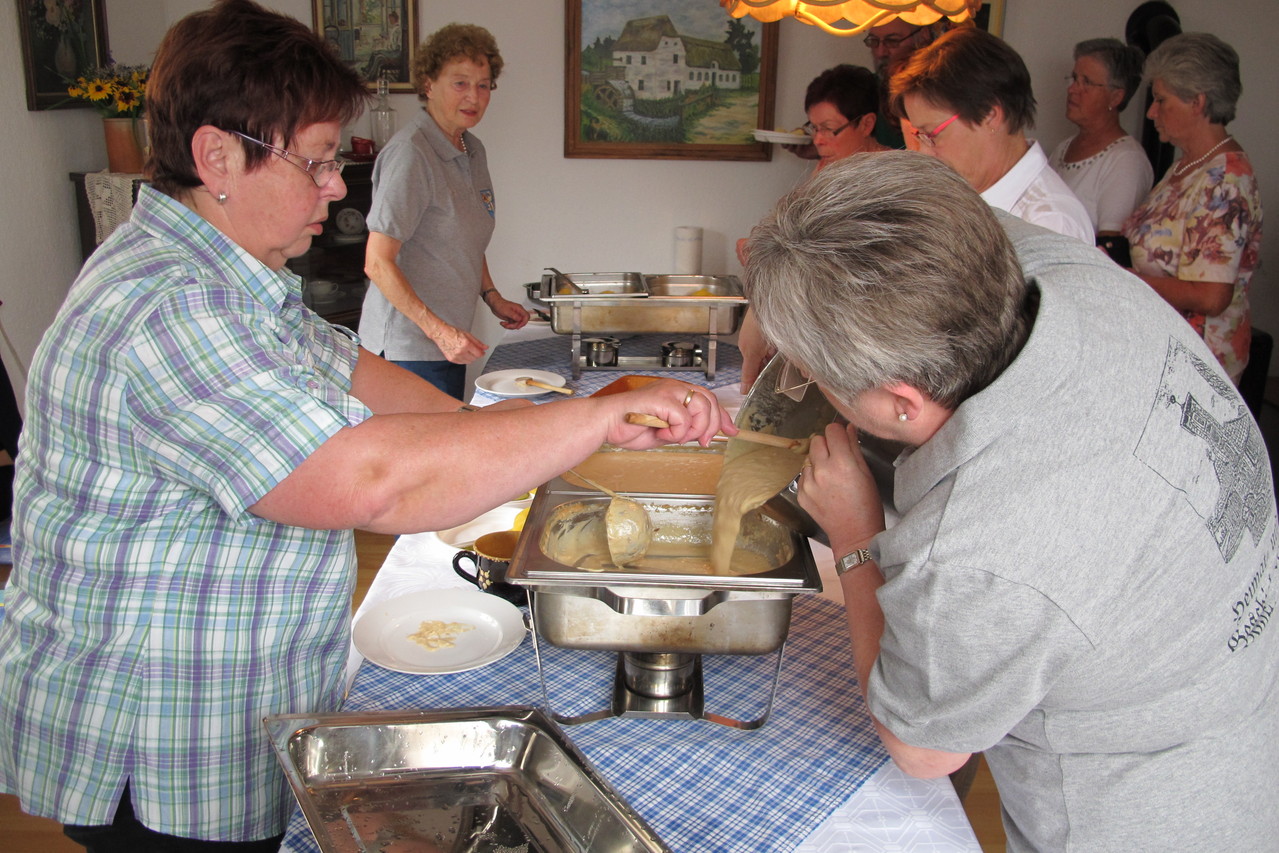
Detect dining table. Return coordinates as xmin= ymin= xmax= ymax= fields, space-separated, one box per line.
xmin=277 ymin=326 xmax=982 ymax=853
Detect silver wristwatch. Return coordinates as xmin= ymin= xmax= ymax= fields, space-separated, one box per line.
xmin=835 ymin=548 xmax=874 ymax=577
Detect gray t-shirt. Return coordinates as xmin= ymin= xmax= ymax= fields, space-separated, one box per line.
xmin=870 ymin=216 xmax=1279 ymax=851
xmin=359 ymin=108 xmax=495 ymax=361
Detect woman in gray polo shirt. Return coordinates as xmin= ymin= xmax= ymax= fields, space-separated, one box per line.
xmin=360 ymin=23 xmax=528 ymax=398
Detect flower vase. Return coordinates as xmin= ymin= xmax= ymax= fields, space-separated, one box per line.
xmin=102 ymin=117 xmax=146 ymax=174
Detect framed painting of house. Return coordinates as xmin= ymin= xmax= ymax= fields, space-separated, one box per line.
xmin=565 ymin=0 xmax=779 ymax=160
xmin=17 ymin=0 xmax=110 ymax=111
xmin=313 ymin=0 xmax=417 ymax=91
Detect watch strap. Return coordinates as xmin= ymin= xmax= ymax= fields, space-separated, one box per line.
xmin=835 ymin=548 xmax=874 ymax=576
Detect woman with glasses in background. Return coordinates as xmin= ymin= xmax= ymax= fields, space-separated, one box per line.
xmin=739 ymin=64 xmax=887 ymax=390
xmin=359 ymin=23 xmax=528 ymax=398
xmin=1049 ymin=39 xmax=1152 ymax=246
xmin=890 ymin=26 xmax=1094 ymax=242
xmin=781 ymin=64 xmax=888 ymax=168
xmin=0 ymin=3 xmax=734 ymax=849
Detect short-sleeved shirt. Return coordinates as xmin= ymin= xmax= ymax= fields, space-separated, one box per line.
xmin=359 ymin=108 xmax=496 ymax=361
xmin=870 ymin=216 xmax=1279 ymax=851
xmin=0 ymin=185 xmax=372 ymax=840
xmin=982 ymin=140 xmax=1095 ymax=244
xmin=1049 ymin=134 xmax=1154 ymax=233
xmin=1123 ymin=150 xmax=1263 ymax=383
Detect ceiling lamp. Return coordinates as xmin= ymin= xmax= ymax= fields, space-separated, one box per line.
xmin=720 ymin=0 xmax=975 ymax=37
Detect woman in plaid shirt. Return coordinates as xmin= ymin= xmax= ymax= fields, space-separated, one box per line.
xmin=0 ymin=2 xmax=732 ymax=850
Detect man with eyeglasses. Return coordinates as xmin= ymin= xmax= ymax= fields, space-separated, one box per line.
xmin=863 ymin=18 xmax=939 ymax=149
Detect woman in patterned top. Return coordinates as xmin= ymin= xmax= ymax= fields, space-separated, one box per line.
xmin=1049 ymin=38 xmax=1153 ymax=239
xmin=1123 ymin=32 xmax=1262 ymax=383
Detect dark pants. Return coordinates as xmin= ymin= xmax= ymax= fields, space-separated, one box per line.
xmin=62 ymin=784 xmax=285 ymax=853
xmin=393 ymin=359 xmax=466 ymax=399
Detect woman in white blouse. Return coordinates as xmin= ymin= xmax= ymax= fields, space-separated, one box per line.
xmin=1050 ymin=39 xmax=1153 ymax=238
xmin=889 ymin=27 xmax=1094 ymax=244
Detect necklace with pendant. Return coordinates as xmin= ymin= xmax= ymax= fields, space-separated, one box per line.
xmin=1173 ymin=135 xmax=1232 ymax=177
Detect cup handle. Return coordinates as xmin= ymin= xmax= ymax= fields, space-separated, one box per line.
xmin=452 ymin=551 xmax=481 ymax=587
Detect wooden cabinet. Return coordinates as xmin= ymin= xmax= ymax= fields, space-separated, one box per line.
xmin=286 ymin=160 xmax=374 ymax=328
xmin=71 ymin=161 xmax=375 ymax=328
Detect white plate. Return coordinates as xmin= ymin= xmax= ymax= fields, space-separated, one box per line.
xmin=475 ymin=368 xmax=568 ymax=397
xmin=753 ymin=129 xmax=808 ymax=144
xmin=353 ymin=589 xmax=526 ymax=674
xmin=335 ymin=206 xmax=366 ymax=235
xmin=433 ymin=505 xmax=521 ymax=549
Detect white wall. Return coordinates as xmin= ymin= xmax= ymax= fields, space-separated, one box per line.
xmin=2 ymin=0 xmax=1276 ymax=411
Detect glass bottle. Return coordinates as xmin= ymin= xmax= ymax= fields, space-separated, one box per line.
xmin=369 ymin=71 xmax=397 ymax=153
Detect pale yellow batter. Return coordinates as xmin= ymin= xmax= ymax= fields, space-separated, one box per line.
xmin=710 ymin=443 xmax=808 ymax=575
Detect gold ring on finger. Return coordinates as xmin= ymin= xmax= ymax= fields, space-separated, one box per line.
xmin=682 ymin=389 xmax=696 ymax=407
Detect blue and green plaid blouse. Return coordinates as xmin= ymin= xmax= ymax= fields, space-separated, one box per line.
xmin=0 ymin=185 xmax=371 ymax=840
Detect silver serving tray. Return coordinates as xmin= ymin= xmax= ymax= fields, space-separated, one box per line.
xmin=265 ymin=706 xmax=669 ymax=852
xmin=537 ymin=273 xmax=748 ymax=336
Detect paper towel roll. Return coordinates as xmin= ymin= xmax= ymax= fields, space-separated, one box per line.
xmin=674 ymin=226 xmax=703 ymax=275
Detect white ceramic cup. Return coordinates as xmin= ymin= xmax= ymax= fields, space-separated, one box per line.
xmin=308 ymin=279 xmax=337 ymax=297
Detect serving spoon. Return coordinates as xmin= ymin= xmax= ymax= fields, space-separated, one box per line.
xmin=566 ymin=468 xmax=653 ymax=567
xmin=516 ymin=376 xmax=573 ymax=395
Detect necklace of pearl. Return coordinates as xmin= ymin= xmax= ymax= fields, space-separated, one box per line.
xmin=1173 ymin=135 xmax=1232 ymax=177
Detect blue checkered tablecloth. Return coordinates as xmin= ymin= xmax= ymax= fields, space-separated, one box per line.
xmin=471 ymin=333 xmax=743 ymax=403
xmin=279 ymin=594 xmax=890 ymax=853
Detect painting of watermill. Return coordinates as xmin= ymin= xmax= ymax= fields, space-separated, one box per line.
xmin=565 ymin=0 xmax=778 ymax=160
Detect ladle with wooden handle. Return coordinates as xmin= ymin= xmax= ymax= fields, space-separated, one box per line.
xmin=516 ymin=376 xmax=573 ymax=395
xmin=624 ymin=412 xmax=803 ymax=449
xmin=566 ymin=468 xmax=653 ymax=567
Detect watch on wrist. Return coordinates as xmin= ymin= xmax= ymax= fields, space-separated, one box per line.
xmin=835 ymin=548 xmax=874 ymax=576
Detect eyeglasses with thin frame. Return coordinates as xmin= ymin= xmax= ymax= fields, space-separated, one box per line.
xmin=911 ymin=113 xmax=960 ymax=148
xmin=863 ymin=27 xmax=922 ymax=50
xmin=775 ymin=359 xmax=816 ymax=403
xmin=1064 ymin=73 xmax=1118 ymax=90
xmin=228 ymin=130 xmax=347 ymax=187
xmin=803 ymin=120 xmax=852 ymax=138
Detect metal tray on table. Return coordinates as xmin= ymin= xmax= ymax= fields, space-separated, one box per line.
xmin=265 ymin=705 xmax=669 ymax=852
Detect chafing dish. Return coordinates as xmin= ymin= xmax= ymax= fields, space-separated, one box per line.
xmin=264 ymin=706 xmax=669 ymax=852
xmin=507 ymin=444 xmax=820 ymax=728
xmin=534 ymin=272 xmax=748 ymax=377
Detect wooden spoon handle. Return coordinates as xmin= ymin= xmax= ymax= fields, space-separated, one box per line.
xmin=624 ymin=412 xmax=801 ymax=449
xmin=518 ymin=377 xmax=573 ymax=395
xmin=566 ymin=468 xmax=619 ymax=499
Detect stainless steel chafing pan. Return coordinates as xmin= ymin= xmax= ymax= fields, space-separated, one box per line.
xmin=264 ymin=706 xmax=669 ymax=852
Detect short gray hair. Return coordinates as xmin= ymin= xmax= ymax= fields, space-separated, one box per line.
xmin=1074 ymin=38 xmax=1145 ymax=111
xmin=1144 ymin=32 xmax=1241 ymax=125
xmin=743 ymin=152 xmax=1030 ymax=410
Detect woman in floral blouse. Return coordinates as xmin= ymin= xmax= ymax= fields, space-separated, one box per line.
xmin=1123 ymin=33 xmax=1262 ymax=383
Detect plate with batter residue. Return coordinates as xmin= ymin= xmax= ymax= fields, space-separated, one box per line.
xmin=353 ymin=589 xmax=525 ymax=674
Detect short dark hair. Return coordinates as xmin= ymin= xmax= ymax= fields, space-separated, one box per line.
xmin=804 ymin=64 xmax=879 ymax=123
xmin=413 ymin=23 xmax=504 ymax=103
xmin=889 ymin=27 xmax=1036 ymax=134
xmin=146 ymin=0 xmax=368 ymax=197
xmin=1074 ymin=38 xmax=1145 ymax=111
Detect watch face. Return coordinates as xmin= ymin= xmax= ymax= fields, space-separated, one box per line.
xmin=335 ymin=206 xmax=366 ymax=235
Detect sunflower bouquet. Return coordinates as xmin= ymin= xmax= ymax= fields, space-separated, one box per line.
xmin=66 ymin=64 xmax=149 ymax=118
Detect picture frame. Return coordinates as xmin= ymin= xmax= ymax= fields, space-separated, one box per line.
xmin=312 ymin=0 xmax=418 ymax=91
xmin=17 ymin=0 xmax=110 ymax=111
xmin=565 ymin=0 xmax=779 ymax=161
xmin=974 ymin=0 xmax=1006 ymax=37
